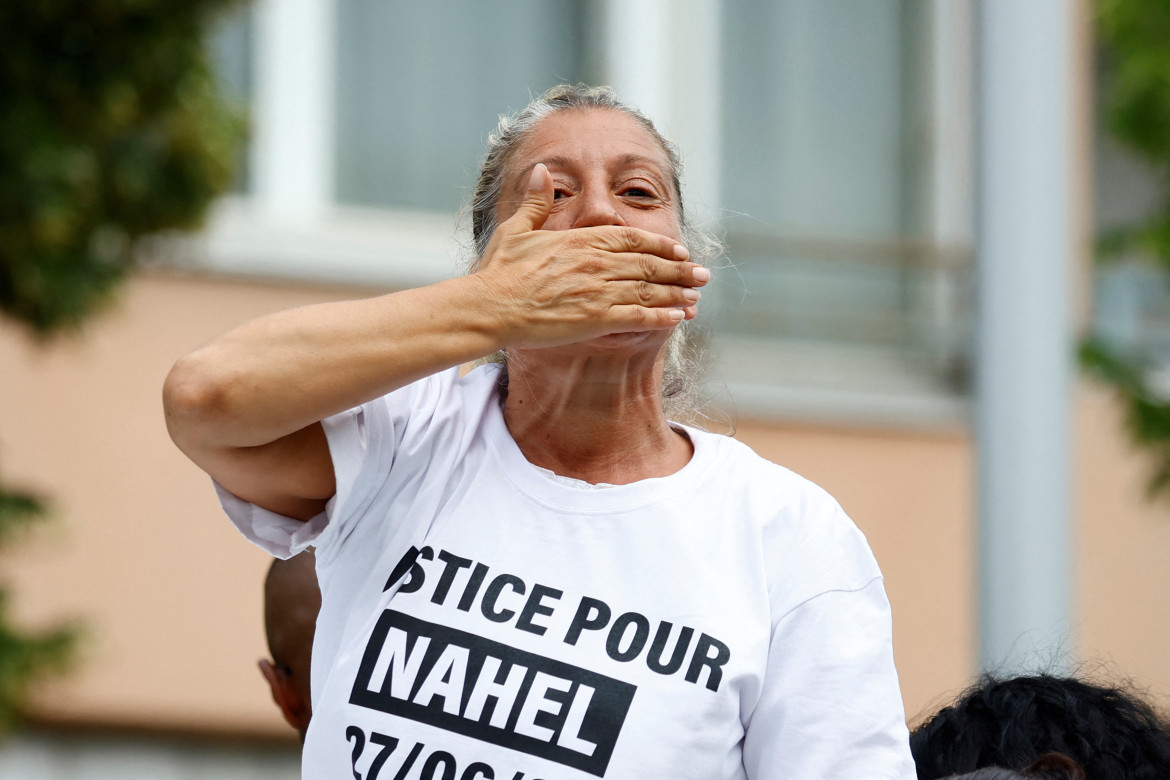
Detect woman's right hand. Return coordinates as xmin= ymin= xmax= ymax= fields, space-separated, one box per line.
xmin=472 ymin=164 xmax=709 ymax=350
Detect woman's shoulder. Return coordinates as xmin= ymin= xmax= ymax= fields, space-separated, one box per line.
xmin=686 ymin=427 xmax=879 ymax=576
xmin=686 ymin=426 xmax=841 ymax=509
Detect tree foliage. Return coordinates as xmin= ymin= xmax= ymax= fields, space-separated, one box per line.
xmin=0 ymin=485 xmax=77 ymax=732
xmin=0 ymin=0 xmax=244 ymax=336
xmin=1086 ymin=0 xmax=1170 ymax=497
xmin=0 ymin=0 xmax=244 ymax=731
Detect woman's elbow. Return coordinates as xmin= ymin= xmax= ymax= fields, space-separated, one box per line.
xmin=162 ymin=352 xmax=237 ymax=451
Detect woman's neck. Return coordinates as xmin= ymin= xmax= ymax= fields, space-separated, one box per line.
xmin=501 ymin=350 xmax=692 ymax=485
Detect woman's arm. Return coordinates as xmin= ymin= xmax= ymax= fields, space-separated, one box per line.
xmin=162 ymin=277 xmax=511 ymax=519
xmin=162 ymin=165 xmax=705 ymax=519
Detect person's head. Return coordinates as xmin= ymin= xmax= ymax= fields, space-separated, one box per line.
xmin=467 ymin=84 xmax=720 ymax=417
xmin=911 ymin=674 xmax=1170 ymax=780
xmin=469 ymin=83 xmax=716 ymax=271
xmin=944 ymin=752 xmax=1086 ymax=780
xmin=259 ymin=549 xmax=321 ymax=742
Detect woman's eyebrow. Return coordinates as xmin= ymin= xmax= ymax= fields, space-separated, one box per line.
xmin=530 ymin=153 xmax=665 ymax=176
xmin=539 ymin=155 xmax=575 ymax=170
xmin=613 ymin=153 xmax=669 ymax=176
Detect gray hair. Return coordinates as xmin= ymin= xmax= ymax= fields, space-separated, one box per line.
xmin=466 ymin=84 xmax=721 ymax=419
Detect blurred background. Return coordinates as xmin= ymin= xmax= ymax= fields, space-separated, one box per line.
xmin=3 ymin=0 xmax=1170 ymax=776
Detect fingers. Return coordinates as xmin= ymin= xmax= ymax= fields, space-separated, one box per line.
xmin=586 ymin=225 xmax=689 ymax=264
xmin=579 ymin=253 xmax=708 ymax=329
xmin=607 ymin=305 xmax=688 ymax=331
xmin=610 ymin=279 xmax=702 ymax=310
xmin=603 ymin=253 xmax=710 ymax=288
xmin=498 ymin=163 xmax=554 ymax=234
xmin=583 ymin=278 xmax=700 ymax=336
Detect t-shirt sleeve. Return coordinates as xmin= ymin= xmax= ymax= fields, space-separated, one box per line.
xmin=740 ymin=485 xmax=916 ymax=780
xmin=213 ymin=480 xmax=332 ymax=558
xmin=213 ymin=368 xmax=459 ymax=559
xmin=741 ymin=576 xmax=916 ymax=779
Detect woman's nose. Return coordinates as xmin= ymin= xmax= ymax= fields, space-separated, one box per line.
xmin=571 ymin=190 xmax=626 ymax=229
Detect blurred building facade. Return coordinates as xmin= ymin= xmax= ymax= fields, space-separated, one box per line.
xmin=4 ymin=0 xmax=1170 ymax=776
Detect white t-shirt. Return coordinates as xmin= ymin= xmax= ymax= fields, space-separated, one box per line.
xmin=218 ymin=365 xmax=915 ymax=780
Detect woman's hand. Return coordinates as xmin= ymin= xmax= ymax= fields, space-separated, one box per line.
xmin=472 ymin=164 xmax=710 ymax=350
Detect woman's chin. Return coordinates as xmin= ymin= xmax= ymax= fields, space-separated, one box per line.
xmin=583 ymin=329 xmax=670 ymax=350
xmin=514 ymin=328 xmax=673 ymax=362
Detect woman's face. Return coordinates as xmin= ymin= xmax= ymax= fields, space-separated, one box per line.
xmin=496 ymin=108 xmax=682 ymax=241
xmin=496 ymin=108 xmax=687 ymax=359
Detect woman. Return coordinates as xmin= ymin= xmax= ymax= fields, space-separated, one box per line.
xmin=165 ymin=85 xmax=915 ymax=779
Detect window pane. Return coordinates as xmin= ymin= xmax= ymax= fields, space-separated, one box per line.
xmin=335 ymin=0 xmax=586 ymax=213
xmin=714 ymin=0 xmax=969 ymax=401
xmin=722 ymin=1 xmax=909 ymax=237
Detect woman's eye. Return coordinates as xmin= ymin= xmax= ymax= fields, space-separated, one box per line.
xmin=553 ymin=188 xmax=571 ymax=200
xmin=622 ymin=187 xmax=656 ymax=199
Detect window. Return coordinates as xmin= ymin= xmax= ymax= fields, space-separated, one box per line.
xmin=709 ymin=0 xmax=973 ymax=422
xmin=334 ymin=1 xmax=586 ymax=213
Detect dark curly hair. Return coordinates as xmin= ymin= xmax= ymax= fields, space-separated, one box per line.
xmin=911 ymin=674 xmax=1170 ymax=780
xmin=944 ymin=752 xmax=1085 ymax=780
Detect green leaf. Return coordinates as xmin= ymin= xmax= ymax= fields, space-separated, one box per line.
xmin=1089 ymin=0 xmax=1170 ymax=500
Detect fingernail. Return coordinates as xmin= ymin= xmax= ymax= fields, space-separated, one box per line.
xmin=668 ymin=309 xmax=685 ymax=321
xmin=684 ymin=288 xmax=701 ymax=302
xmin=693 ymin=267 xmax=711 ymax=283
xmin=674 ymin=244 xmax=690 ymax=261
xmin=528 ymin=164 xmax=546 ymax=191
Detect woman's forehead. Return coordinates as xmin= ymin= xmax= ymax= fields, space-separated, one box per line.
xmin=509 ymin=108 xmax=672 ymax=178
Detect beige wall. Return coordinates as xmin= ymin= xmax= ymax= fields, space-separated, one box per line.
xmin=1 ymin=271 xmax=1168 ymax=741
xmin=1078 ymin=389 xmax=1170 ymax=701
xmin=0 ymin=272 xmax=366 ymax=738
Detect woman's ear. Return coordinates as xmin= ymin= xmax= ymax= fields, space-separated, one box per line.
xmin=1025 ymin=752 xmax=1086 ymax=780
